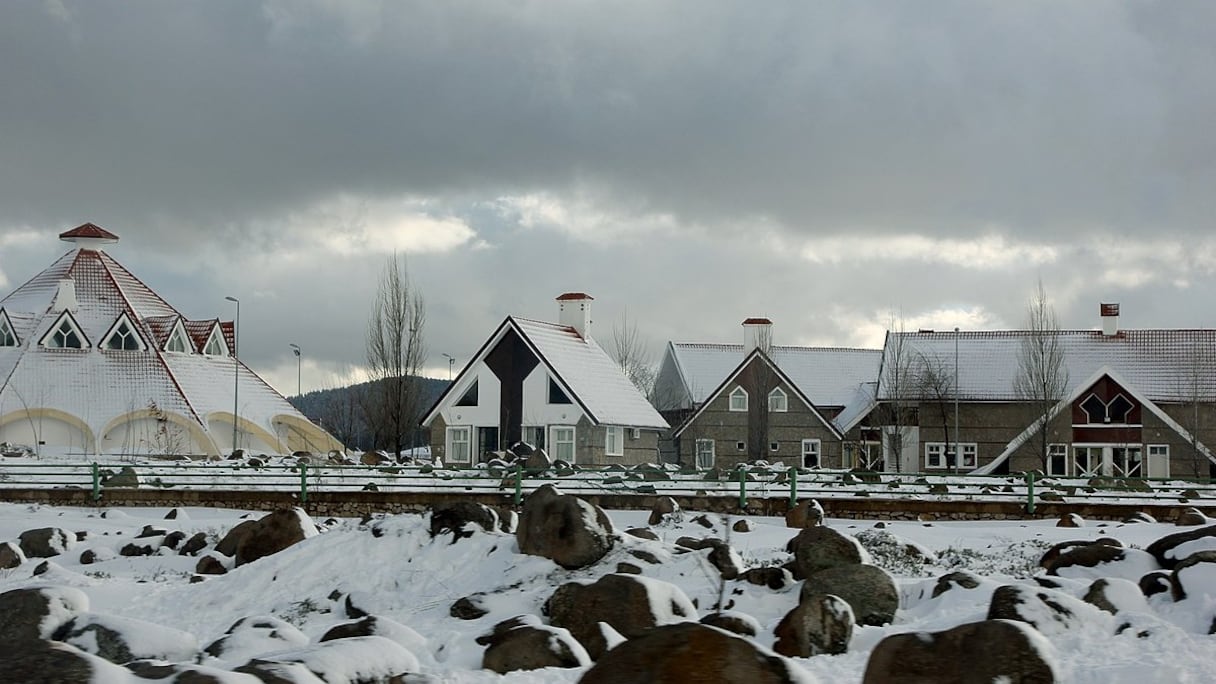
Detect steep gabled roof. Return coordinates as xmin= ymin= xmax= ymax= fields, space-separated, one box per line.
xmin=877 ymin=329 xmax=1216 ymax=403
xmin=833 ymin=381 xmax=879 ymax=434
xmin=423 ymin=316 xmax=667 ymax=429
xmin=975 ymin=366 xmax=1216 ymax=474
xmin=673 ymin=348 xmax=842 ymax=440
xmin=661 ymin=343 xmax=882 ymax=409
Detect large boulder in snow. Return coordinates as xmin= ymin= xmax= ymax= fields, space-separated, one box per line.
xmin=517 ymin=484 xmax=614 ymax=570
xmin=478 ymin=615 xmax=589 ymax=674
xmin=1082 ymin=578 xmax=1149 ymax=616
xmin=785 ymin=499 xmax=824 ymax=528
xmin=202 ymin=616 xmax=309 ymax=664
xmin=1146 ymin=524 xmax=1216 ymax=569
xmin=235 ymin=636 xmax=419 ymax=684
xmin=0 ymin=639 xmax=131 ymax=684
xmin=1044 ymin=545 xmax=1158 ymax=581
xmin=320 ymin=615 xmax=428 ymax=655
xmin=579 ymin=622 xmax=809 ymax=684
xmin=801 ymin=564 xmax=898 ymax=627
xmin=429 ymin=502 xmax=499 ymax=542
xmin=773 ymin=593 xmax=854 ymax=657
xmin=1168 ymin=550 xmax=1216 ymax=601
xmin=54 ymin=613 xmax=199 ymax=665
xmin=17 ymin=527 xmax=71 ymax=558
xmin=1038 ymin=538 xmax=1121 ymax=570
xmin=987 ymin=584 xmax=1106 ymax=636
xmin=225 ymin=508 xmax=316 ymax=567
xmin=648 ymin=496 xmax=681 ymax=525
xmin=547 ymin=573 xmax=696 ymax=660
xmin=0 ymin=587 xmax=89 ymax=644
xmin=862 ymin=619 xmax=1056 ymax=684
xmin=788 ymin=526 xmax=867 ymax=579
xmin=0 ymin=541 xmax=26 ymax=569
xmin=213 ymin=519 xmax=258 ymax=556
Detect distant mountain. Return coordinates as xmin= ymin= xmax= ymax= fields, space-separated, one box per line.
xmin=287 ymin=376 xmax=449 ymax=452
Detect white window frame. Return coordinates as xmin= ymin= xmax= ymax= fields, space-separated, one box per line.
xmin=802 ymin=439 xmax=821 ymax=468
xmin=1112 ymin=446 xmax=1143 ymax=478
xmin=770 ymin=441 xmax=780 ymax=452
xmin=102 ymin=313 xmax=146 ymax=351
xmin=736 ymin=441 xmax=746 ymax=452
xmin=729 ymin=386 xmax=748 ymax=412
xmin=203 ymin=326 xmax=228 ymax=356
xmin=40 ymin=312 xmax=89 ymax=349
xmin=695 ymin=439 xmax=715 ymax=469
xmin=551 ymin=425 xmax=576 ymax=463
xmin=924 ymin=442 xmax=977 ymax=470
xmin=768 ymin=387 xmax=788 ymax=412
xmin=0 ymin=310 xmax=17 ymax=347
xmin=165 ymin=322 xmax=191 ymax=353
xmin=1047 ymin=443 xmax=1069 ymax=476
xmin=605 ymin=426 xmax=623 ymax=457
xmin=1073 ymin=446 xmax=1101 ymax=477
xmin=447 ymin=426 xmax=471 ymax=464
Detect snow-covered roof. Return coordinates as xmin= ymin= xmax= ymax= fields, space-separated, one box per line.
xmin=0 ymin=226 xmax=336 ymax=455
xmin=664 ymin=343 xmax=882 ymax=409
xmin=877 ymin=330 xmax=1216 ymax=403
xmin=423 ymin=316 xmax=668 ymax=430
xmin=832 ymin=381 xmax=879 ymax=434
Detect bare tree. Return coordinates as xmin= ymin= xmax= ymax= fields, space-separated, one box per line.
xmin=880 ymin=314 xmax=916 ymax=473
xmin=318 ymin=367 xmax=363 ymax=454
xmin=1013 ymin=280 xmax=1069 ymax=471
xmin=611 ymin=313 xmax=657 ymax=401
xmin=364 ymin=254 xmax=427 ymax=457
xmin=916 ymin=351 xmax=955 ymax=469
xmin=1175 ymin=333 xmax=1215 ymax=477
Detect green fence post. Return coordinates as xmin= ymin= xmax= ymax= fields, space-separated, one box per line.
xmin=514 ymin=464 xmax=524 ymax=506
xmin=738 ymin=467 xmax=747 ymax=510
xmin=300 ymin=462 xmax=309 ymax=503
xmin=91 ymin=463 xmax=100 ymax=502
xmin=1025 ymin=470 xmax=1035 ymax=515
xmin=789 ymin=464 xmax=798 ymax=508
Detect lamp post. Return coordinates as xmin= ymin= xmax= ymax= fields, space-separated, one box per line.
xmin=289 ymin=343 xmax=301 ymax=397
xmin=954 ymin=326 xmax=960 ymax=474
xmin=225 ymin=296 xmax=240 ymax=453
xmin=442 ymin=353 xmax=455 ymax=381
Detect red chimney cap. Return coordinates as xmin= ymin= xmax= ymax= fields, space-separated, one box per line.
xmin=556 ymin=292 xmax=594 ymax=301
xmin=742 ymin=317 xmax=773 ymax=325
xmin=59 ymin=223 xmax=119 ymax=242
xmin=1100 ymin=303 xmax=1120 ymax=317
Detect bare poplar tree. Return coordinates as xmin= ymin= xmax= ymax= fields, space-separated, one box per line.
xmin=1176 ymin=333 xmax=1214 ymax=477
xmin=611 ymin=313 xmax=657 ymax=401
xmin=365 ymin=254 xmax=427 ymax=456
xmin=1013 ymin=280 xmax=1069 ymax=471
xmin=880 ymin=314 xmax=916 ymax=472
xmin=916 ymin=352 xmax=955 ymax=468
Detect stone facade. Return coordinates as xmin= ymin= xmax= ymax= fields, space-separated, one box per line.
xmin=676 ymin=355 xmax=842 ymax=470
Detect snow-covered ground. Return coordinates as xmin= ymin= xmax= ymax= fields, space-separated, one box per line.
xmin=1 ymin=501 xmax=1215 ymax=682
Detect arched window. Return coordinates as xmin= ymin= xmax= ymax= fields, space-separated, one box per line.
xmin=729 ymin=386 xmax=748 ymax=412
xmin=768 ymin=387 xmax=788 ymax=412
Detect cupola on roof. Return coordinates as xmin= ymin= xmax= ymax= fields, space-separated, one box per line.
xmin=59 ymin=222 xmax=120 ymax=248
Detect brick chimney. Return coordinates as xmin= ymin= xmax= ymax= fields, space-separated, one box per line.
xmin=743 ymin=317 xmax=773 ymax=353
xmin=557 ymin=293 xmax=593 ymax=338
xmin=1100 ymin=303 xmax=1119 ymax=337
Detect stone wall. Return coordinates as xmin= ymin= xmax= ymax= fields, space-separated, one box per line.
xmin=1 ymin=486 xmax=1209 ymax=523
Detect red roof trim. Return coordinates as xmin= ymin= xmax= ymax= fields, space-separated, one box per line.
xmin=556 ymin=292 xmax=594 ymax=301
xmin=59 ymin=223 xmax=119 ymax=241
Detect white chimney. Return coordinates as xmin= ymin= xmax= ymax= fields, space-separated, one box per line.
xmin=557 ymin=293 xmax=593 ymax=338
xmin=1100 ymin=303 xmax=1119 ymax=336
xmin=743 ymin=317 xmax=773 ymax=353
xmin=53 ymin=279 xmax=78 ymax=313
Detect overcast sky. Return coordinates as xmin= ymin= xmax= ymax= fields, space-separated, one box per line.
xmin=2 ymin=1 xmax=1214 ymax=395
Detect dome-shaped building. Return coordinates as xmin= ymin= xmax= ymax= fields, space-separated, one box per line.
xmin=0 ymin=223 xmax=340 ymax=457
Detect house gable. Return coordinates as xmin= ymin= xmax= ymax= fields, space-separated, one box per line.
xmin=977 ymin=366 xmax=1216 ymax=474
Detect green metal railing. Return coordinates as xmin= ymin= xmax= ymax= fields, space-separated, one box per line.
xmin=1 ymin=459 xmax=1212 ymax=512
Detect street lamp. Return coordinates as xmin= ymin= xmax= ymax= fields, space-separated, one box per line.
xmin=954 ymin=327 xmax=960 ymax=474
xmin=289 ymin=343 xmax=301 ymax=397
xmin=441 ymin=353 xmax=455 ymax=381
xmin=225 ymin=296 xmax=240 ymax=453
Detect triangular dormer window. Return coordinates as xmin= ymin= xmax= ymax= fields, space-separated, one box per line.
xmin=40 ymin=311 xmax=89 ymax=349
xmin=455 ymin=378 xmax=479 ymax=407
xmin=0 ymin=310 xmax=17 ymax=347
xmin=548 ymin=377 xmax=572 ymax=405
xmin=102 ymin=313 xmax=146 ymax=351
xmin=203 ymin=325 xmax=228 ymax=356
xmin=165 ymin=320 xmax=191 ymax=353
